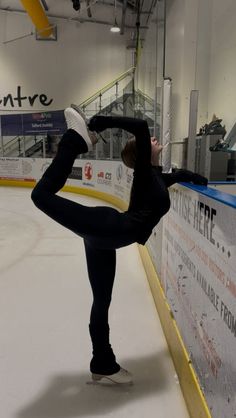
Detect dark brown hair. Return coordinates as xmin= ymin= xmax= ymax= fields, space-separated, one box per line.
xmin=121 ymin=137 xmax=137 ymax=169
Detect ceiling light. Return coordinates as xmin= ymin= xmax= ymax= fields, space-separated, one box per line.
xmin=110 ymin=18 xmax=120 ymax=33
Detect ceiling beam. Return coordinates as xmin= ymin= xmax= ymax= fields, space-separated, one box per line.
xmin=0 ymin=7 xmax=148 ymax=29
xmin=120 ymin=0 xmax=127 ymax=35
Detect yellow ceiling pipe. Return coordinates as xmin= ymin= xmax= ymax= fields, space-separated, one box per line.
xmin=20 ymin=0 xmax=53 ymax=38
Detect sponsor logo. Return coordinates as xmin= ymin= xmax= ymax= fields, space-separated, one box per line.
xmin=41 ymin=162 xmax=51 ymax=173
xmin=116 ymin=164 xmax=123 ymax=183
xmin=97 ymin=171 xmax=112 ymax=186
xmin=32 ymin=113 xmax=52 ymax=120
xmin=69 ymin=166 xmax=83 ymax=180
xmin=84 ymin=162 xmax=93 ymax=180
xmin=126 ymin=168 xmax=133 ymax=185
xmin=105 ymin=172 xmax=112 ymax=181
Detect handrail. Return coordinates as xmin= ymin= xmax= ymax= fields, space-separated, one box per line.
xmin=79 ymin=67 xmax=135 ymax=108
xmin=0 ymin=135 xmax=19 ymax=149
xmin=136 ymin=89 xmax=155 ymax=106
xmin=0 ymin=135 xmax=22 ymax=154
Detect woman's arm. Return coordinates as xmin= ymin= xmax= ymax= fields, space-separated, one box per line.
xmin=162 ymin=169 xmax=208 ymax=188
xmin=88 ymin=115 xmax=151 ymax=170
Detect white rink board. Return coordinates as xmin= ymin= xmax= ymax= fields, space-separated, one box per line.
xmin=0 ymin=157 xmax=133 ymax=204
xmin=1 ymin=157 xmax=236 ymax=417
xmin=160 ymin=184 xmax=236 ymax=418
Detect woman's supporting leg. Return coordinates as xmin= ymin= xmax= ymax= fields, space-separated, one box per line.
xmin=84 ymin=240 xmax=120 ymax=375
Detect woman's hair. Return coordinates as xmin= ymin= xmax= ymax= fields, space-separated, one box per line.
xmin=121 ymin=137 xmax=137 ymax=169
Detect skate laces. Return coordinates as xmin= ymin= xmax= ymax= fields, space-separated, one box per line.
xmin=71 ymin=104 xmax=107 ymax=144
xmin=97 ymin=132 xmax=107 ymax=144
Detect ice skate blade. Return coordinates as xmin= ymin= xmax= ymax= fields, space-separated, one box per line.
xmin=86 ymin=378 xmax=133 ymax=386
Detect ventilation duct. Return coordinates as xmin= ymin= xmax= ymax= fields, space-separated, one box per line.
xmin=20 ymin=0 xmax=53 ymax=38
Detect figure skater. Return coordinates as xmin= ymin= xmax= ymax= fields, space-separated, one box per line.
xmin=31 ymin=106 xmax=207 ymax=384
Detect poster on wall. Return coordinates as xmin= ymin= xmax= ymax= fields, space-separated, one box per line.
xmin=1 ymin=111 xmax=66 ymax=136
xmin=160 ymin=184 xmax=236 ymax=418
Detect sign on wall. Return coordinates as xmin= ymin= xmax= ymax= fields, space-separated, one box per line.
xmin=0 ymin=86 xmax=53 ymax=109
xmin=1 ymin=111 xmax=66 ymax=136
xmin=161 ymin=184 xmax=236 ymax=418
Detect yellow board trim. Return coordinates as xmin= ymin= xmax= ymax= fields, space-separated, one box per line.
xmin=0 ymin=180 xmax=128 ymax=211
xmin=0 ymin=179 xmax=211 ymax=418
xmin=138 ymin=245 xmax=212 ymax=418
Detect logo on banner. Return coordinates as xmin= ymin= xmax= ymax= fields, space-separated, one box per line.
xmin=114 ymin=163 xmax=125 ymax=199
xmin=84 ymin=162 xmax=93 ymax=180
xmin=97 ymin=171 xmax=112 ymax=186
xmin=32 ymin=113 xmax=52 ymax=120
xmin=22 ymin=160 xmax=33 ymax=176
xmin=116 ymin=164 xmax=123 ymax=183
xmin=69 ymin=167 xmax=83 ymax=180
xmin=126 ymin=168 xmax=133 ymax=187
xmin=41 ymin=162 xmax=51 ymax=173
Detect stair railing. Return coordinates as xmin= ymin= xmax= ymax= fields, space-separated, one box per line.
xmin=79 ymin=67 xmax=135 ymax=113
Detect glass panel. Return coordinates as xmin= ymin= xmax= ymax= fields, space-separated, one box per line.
xmin=135 ymin=0 xmax=165 ymax=140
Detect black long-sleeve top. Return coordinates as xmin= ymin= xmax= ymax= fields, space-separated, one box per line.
xmin=88 ymin=116 xmax=207 ymax=244
xmin=127 ymin=163 xmax=205 ymax=244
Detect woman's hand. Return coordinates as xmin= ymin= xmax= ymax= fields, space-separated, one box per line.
xmin=151 ymin=137 xmax=163 ymax=155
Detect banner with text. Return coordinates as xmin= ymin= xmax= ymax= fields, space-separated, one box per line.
xmin=161 ymin=184 xmax=236 ymax=418
xmin=0 ymin=157 xmax=132 ymax=204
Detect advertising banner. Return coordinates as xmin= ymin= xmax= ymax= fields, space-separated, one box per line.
xmin=1 ymin=111 xmax=66 ymax=136
xmin=0 ymin=158 xmax=132 ymax=204
xmin=161 ymin=184 xmax=236 ymax=418
xmin=67 ymin=159 xmax=132 ymax=204
xmin=22 ymin=111 xmax=66 ymax=135
xmin=0 ymin=157 xmax=35 ymax=181
xmin=1 ymin=115 xmax=22 ymax=137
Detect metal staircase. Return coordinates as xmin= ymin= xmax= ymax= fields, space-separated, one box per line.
xmin=0 ymin=68 xmax=160 ymax=160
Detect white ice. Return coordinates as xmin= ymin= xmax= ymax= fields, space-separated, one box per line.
xmin=0 ymin=187 xmax=189 ymax=418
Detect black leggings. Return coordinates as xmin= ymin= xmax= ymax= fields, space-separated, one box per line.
xmin=31 ymin=119 xmax=150 ymax=374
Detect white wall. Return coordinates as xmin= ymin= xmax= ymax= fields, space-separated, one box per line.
xmin=0 ymin=10 xmax=132 ymax=113
xmin=136 ymin=1 xmax=164 ymax=99
xmin=165 ymin=0 xmax=212 ymax=139
xmin=208 ymin=0 xmax=236 ymax=132
xmin=164 ymin=0 xmax=236 ymax=165
xmin=2 ymin=1 xmax=236 ymax=167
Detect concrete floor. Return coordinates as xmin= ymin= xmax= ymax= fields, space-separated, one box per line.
xmin=0 ymin=187 xmax=190 ymax=418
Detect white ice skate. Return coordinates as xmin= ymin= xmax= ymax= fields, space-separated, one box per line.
xmin=64 ymin=107 xmax=97 ymax=150
xmin=87 ymin=367 xmax=133 ymax=385
xmin=71 ymin=103 xmax=107 ymax=144
xmin=70 ymin=103 xmax=88 ymax=123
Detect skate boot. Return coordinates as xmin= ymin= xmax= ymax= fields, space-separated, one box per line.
xmin=89 ymin=367 xmax=133 ymax=385
xmin=70 ymin=103 xmax=88 ymax=123
xmin=71 ymin=104 xmax=107 ymax=144
xmin=64 ymin=107 xmax=98 ymax=150
xmin=70 ymin=103 xmax=105 ymax=144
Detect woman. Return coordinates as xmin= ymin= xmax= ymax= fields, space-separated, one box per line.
xmin=31 ymin=107 xmax=207 ymax=384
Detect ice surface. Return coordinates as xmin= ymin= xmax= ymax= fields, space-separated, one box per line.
xmin=0 ymin=187 xmax=189 ymax=418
